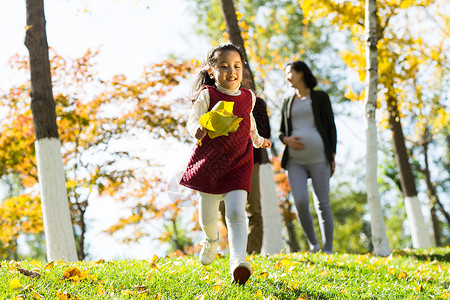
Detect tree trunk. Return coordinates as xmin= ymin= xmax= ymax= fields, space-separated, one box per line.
xmin=25 ymin=0 xmax=78 ymax=261
xmin=387 ymin=98 xmax=431 ymax=248
xmin=260 ymin=163 xmax=283 ymax=255
xmin=75 ymin=199 xmax=87 ymax=260
xmin=419 ymin=128 xmax=441 ymax=246
xmin=437 ymin=199 xmax=450 ymax=225
xmin=282 ymin=198 xmax=300 ymax=252
xmin=364 ymin=0 xmax=390 ymax=256
xmin=219 ymin=0 xmax=256 ymax=90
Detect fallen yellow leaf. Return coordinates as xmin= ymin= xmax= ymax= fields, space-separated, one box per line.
xmin=79 ymin=270 xmax=90 ymax=280
xmin=69 ymin=275 xmax=80 ymax=283
xmin=122 ymin=289 xmax=133 ymax=295
xmin=9 ymin=278 xmax=23 ymax=291
xmin=30 ymin=287 xmax=44 ymax=299
xmin=9 ymin=263 xmax=17 ymax=272
xmin=58 ymin=293 xmax=69 ymax=300
xmin=96 ymin=284 xmax=105 ymax=295
xmin=398 ymin=271 xmax=407 ymax=279
xmin=274 ymin=261 xmax=284 ymax=269
xmin=133 ymin=285 xmax=148 ymax=291
xmin=44 ymin=261 xmax=55 ymax=270
xmin=63 ymin=267 xmax=81 ymax=279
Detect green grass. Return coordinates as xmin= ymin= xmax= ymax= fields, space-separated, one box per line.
xmin=1 ymin=248 xmax=450 ymax=299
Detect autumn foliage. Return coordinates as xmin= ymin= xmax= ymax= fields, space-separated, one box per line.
xmin=0 ymin=49 xmax=197 ymax=259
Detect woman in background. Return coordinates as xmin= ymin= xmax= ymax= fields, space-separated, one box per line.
xmin=278 ymin=61 xmax=337 ymax=254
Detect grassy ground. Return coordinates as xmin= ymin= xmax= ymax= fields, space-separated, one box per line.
xmin=1 ymin=248 xmax=450 ymax=299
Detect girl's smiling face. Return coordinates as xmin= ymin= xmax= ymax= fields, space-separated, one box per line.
xmin=209 ymin=50 xmax=243 ymax=90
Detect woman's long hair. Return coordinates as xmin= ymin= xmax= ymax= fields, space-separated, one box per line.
xmin=286 ymin=61 xmax=317 ymax=89
xmin=189 ymin=43 xmax=247 ymax=102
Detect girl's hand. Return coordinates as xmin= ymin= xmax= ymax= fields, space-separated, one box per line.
xmin=195 ymin=126 xmax=208 ymax=140
xmin=261 ymin=138 xmax=272 ymax=149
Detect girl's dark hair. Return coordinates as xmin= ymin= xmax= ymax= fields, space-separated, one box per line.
xmin=190 ymin=43 xmax=247 ymax=102
xmin=286 ymin=61 xmax=317 ymax=89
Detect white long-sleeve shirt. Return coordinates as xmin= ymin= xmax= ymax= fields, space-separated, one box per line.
xmin=187 ymin=85 xmax=265 ymax=148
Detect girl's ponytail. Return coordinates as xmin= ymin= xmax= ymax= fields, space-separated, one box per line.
xmin=190 ymin=68 xmax=215 ymax=103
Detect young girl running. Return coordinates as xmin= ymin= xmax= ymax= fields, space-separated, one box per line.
xmin=180 ymin=43 xmax=271 ymax=285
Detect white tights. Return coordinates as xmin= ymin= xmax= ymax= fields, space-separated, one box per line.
xmin=199 ymin=190 xmax=248 ymax=264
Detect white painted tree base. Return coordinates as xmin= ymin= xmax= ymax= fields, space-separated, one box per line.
xmin=259 ymin=163 xmax=284 ymax=255
xmin=35 ymin=138 xmax=78 ymax=261
xmin=365 ymin=117 xmax=390 ymax=256
xmin=404 ymin=195 xmax=432 ymax=248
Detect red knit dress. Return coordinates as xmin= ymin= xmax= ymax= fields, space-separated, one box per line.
xmin=179 ymin=86 xmax=254 ymax=194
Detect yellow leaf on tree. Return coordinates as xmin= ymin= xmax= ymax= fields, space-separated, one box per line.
xmin=200 ymin=101 xmax=243 ymax=139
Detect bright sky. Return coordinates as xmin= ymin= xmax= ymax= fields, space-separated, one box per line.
xmin=0 ymin=0 xmax=209 ymax=260
xmin=0 ymin=0 xmax=212 ymax=85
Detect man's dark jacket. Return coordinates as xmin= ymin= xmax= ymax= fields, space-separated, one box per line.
xmin=253 ymin=97 xmax=271 ymax=164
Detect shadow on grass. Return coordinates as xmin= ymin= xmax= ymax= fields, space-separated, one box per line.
xmin=392 ymin=248 xmax=450 ymax=263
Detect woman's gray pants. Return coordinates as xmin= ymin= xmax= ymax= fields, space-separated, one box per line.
xmin=287 ymin=161 xmax=334 ymax=253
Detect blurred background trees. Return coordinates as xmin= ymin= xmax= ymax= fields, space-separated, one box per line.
xmin=0 ymin=0 xmax=448 ymax=260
